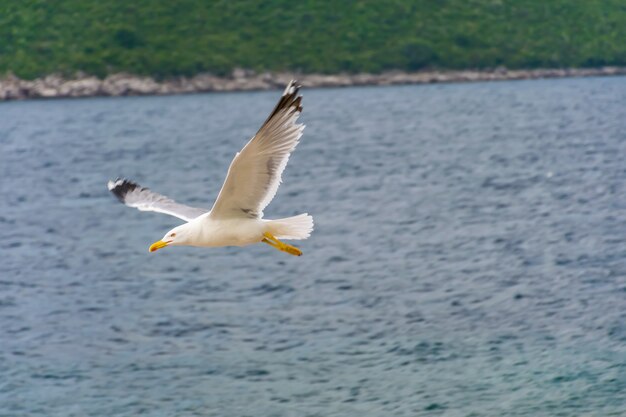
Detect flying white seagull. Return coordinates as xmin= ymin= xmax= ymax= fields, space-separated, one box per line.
xmin=108 ymin=80 xmax=313 ymax=256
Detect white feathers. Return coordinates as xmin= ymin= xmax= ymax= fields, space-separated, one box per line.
xmin=268 ymin=213 xmax=314 ymax=240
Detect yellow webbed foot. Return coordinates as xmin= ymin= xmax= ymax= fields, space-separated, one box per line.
xmin=262 ymin=232 xmax=302 ymax=256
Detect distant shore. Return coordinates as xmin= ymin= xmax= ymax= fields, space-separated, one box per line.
xmin=2 ymin=67 xmax=625 ymax=101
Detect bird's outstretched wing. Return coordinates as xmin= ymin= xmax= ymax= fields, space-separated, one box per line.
xmin=107 ymin=178 xmax=208 ymax=222
xmin=209 ymin=80 xmax=305 ymax=219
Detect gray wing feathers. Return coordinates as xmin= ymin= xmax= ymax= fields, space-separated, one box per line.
xmin=209 ymin=80 xmax=304 ymax=219
xmin=107 ymin=178 xmax=208 ymax=222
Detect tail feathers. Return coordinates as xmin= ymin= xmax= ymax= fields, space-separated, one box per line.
xmin=269 ymin=213 xmax=313 ymax=240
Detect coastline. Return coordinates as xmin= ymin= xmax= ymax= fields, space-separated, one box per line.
xmin=2 ymin=66 xmax=625 ymax=101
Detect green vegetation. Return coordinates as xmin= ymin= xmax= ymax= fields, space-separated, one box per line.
xmin=1 ymin=0 xmax=625 ymax=79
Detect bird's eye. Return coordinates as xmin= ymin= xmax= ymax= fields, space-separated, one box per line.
xmin=170 ymin=233 xmax=176 ymax=237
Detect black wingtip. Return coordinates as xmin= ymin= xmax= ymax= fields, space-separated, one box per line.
xmin=264 ymin=80 xmax=303 ymax=124
xmin=107 ymin=178 xmax=141 ymax=203
xmin=282 ymin=80 xmax=303 ymax=112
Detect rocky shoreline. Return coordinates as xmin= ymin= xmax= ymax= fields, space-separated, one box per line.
xmin=2 ymin=67 xmax=625 ymax=101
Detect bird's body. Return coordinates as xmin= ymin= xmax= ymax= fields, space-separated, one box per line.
xmin=108 ymin=80 xmax=313 ymax=256
xmin=189 ymin=216 xmax=266 ymax=248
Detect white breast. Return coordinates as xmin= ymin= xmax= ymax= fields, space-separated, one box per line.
xmin=191 ymin=216 xmax=267 ymax=247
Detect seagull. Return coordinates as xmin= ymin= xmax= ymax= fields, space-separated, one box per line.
xmin=107 ymin=80 xmax=313 ymax=256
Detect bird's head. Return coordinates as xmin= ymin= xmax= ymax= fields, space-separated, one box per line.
xmin=149 ymin=224 xmax=190 ymax=252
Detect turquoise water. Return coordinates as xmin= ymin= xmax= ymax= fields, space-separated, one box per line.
xmin=1 ymin=77 xmax=625 ymax=416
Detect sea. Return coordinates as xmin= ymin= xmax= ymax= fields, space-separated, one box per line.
xmin=1 ymin=77 xmax=625 ymax=416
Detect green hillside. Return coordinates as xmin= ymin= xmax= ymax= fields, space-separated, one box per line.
xmin=1 ymin=0 xmax=625 ymax=79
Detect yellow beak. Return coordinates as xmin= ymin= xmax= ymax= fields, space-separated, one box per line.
xmin=149 ymin=240 xmax=169 ymax=252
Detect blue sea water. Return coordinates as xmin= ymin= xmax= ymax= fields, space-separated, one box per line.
xmin=0 ymin=77 xmax=625 ymax=416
